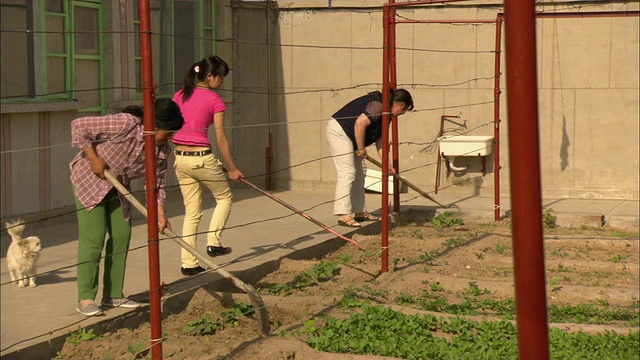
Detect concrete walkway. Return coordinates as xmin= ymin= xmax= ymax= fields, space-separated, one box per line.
xmin=1 ymin=187 xmax=637 ymax=359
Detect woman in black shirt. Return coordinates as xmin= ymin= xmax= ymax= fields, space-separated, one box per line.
xmin=326 ymin=89 xmax=414 ymax=227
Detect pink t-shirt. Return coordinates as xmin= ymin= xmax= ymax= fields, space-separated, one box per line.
xmin=172 ymin=88 xmax=226 ymax=147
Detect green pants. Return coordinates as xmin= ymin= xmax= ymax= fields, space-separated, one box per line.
xmin=74 ymin=187 xmax=132 ymax=302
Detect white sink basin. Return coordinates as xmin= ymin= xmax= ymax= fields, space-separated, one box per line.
xmin=439 ymin=135 xmax=494 ymax=157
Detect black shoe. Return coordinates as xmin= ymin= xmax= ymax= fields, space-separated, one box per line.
xmin=181 ymin=266 xmax=207 ymax=276
xmin=207 ymin=246 xmax=232 ymax=257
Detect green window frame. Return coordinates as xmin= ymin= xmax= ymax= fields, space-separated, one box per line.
xmin=133 ymin=0 xmax=217 ymax=98
xmin=0 ymin=1 xmax=105 ymax=113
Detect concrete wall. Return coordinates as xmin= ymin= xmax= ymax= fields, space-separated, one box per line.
xmin=230 ymin=0 xmax=639 ymax=201
xmin=0 ymin=0 xmax=637 ymax=221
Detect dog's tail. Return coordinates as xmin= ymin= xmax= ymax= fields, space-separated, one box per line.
xmin=5 ymin=219 xmax=25 ymax=243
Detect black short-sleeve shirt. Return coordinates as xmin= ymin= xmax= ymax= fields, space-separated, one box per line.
xmin=332 ymin=92 xmax=389 ymax=149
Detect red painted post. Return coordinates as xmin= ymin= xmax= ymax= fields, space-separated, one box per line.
xmin=493 ymin=14 xmax=504 ymax=221
xmin=381 ymin=5 xmax=391 ymax=273
xmin=503 ymin=2 xmax=550 ymax=359
xmin=389 ymin=3 xmax=400 ymax=214
xmin=137 ymin=0 xmax=163 ymax=358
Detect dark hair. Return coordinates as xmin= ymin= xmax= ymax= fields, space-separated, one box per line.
xmin=121 ymin=105 xmax=143 ymax=117
xmin=181 ymin=55 xmax=230 ymax=102
xmin=154 ymin=98 xmax=184 ymax=131
xmin=121 ymin=99 xmax=184 ymax=131
xmin=367 ymin=89 xmax=415 ymax=111
xmin=391 ymin=88 xmax=414 ymax=111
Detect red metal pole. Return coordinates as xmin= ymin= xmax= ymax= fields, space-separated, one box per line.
xmin=503 ymin=2 xmax=550 ymax=359
xmin=389 ymin=5 xmax=401 ymax=214
xmin=138 ymin=0 xmax=163 ymax=358
xmin=385 ymin=0 xmax=466 ymax=8
xmin=493 ymin=15 xmax=503 ymax=221
xmin=381 ymin=5 xmax=391 ymax=273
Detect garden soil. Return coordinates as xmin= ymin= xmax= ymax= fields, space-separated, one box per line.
xmin=57 ymin=212 xmax=639 ymax=359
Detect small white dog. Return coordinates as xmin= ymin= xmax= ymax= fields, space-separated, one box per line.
xmin=5 ymin=219 xmax=42 ymax=287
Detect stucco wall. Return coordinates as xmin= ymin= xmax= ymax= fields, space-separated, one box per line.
xmin=0 ymin=0 xmax=637 ymax=220
xmin=231 ymin=0 xmax=639 ymax=200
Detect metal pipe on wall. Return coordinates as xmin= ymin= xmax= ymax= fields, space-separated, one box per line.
xmin=266 ymin=0 xmax=274 ymax=190
xmin=137 ymin=0 xmax=163 ymax=358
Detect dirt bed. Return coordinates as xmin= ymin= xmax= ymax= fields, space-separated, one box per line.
xmin=57 ymin=213 xmax=639 ymax=359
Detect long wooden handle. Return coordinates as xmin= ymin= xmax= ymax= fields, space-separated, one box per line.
xmin=237 ymin=177 xmax=364 ymax=250
xmin=103 ymin=170 xmax=270 ymax=334
xmin=364 ymin=155 xmax=449 ymax=208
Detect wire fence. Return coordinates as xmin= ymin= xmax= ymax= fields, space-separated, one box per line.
xmin=0 ymin=7 xmax=506 ymax=356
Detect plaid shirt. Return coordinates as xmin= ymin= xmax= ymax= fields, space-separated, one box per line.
xmin=69 ymin=113 xmax=169 ymax=220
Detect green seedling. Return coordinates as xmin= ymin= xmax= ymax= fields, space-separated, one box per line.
xmin=431 ymin=212 xmax=464 ymax=229
xmin=495 ymin=244 xmax=510 ymax=255
xmin=182 ymin=315 xmax=223 ymax=335
xmin=65 ymin=326 xmax=98 ymax=346
xmin=609 ymin=254 xmax=628 ymax=263
xmin=543 ymin=208 xmax=558 ymax=229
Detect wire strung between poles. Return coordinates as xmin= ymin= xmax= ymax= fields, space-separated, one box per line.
xmin=227 ymin=170 xmax=365 ymax=250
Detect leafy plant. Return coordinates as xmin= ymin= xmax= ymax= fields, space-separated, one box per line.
xmin=293 ymin=260 xmax=340 ymax=288
xmin=543 ymin=208 xmax=558 ymax=229
xmin=301 ymin=303 xmax=639 ymax=359
xmin=338 ymin=253 xmax=353 ymax=264
xmin=609 ymin=254 xmax=628 ymax=263
xmin=395 ymin=293 xmax=415 ymax=305
xmin=65 ymin=326 xmax=98 ymax=346
xmin=182 ymin=315 xmax=223 ymax=335
xmin=221 ymin=302 xmax=255 ymax=326
xmin=495 ymin=243 xmax=510 ymax=255
xmin=443 ymin=236 xmax=466 ymax=248
xmin=551 ymin=247 xmax=569 ymax=258
xmin=126 ymin=341 xmax=145 ymax=356
xmin=429 ymin=281 xmax=444 ymax=292
xmin=264 ymin=283 xmax=290 ymax=295
xmin=419 ymin=250 xmax=439 ymax=264
xmin=391 ymin=258 xmax=400 ymax=272
xmin=431 ymin=212 xmax=464 ymax=229
xmin=465 ymin=281 xmax=491 ymax=296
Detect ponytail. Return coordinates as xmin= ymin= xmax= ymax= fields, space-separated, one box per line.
xmin=180 ymin=56 xmax=230 ymax=103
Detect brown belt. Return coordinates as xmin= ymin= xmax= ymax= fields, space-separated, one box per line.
xmin=174 ymin=149 xmax=212 ymax=156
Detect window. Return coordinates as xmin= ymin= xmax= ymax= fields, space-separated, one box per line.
xmin=133 ymin=0 xmax=217 ymax=97
xmin=0 ymin=1 xmax=36 ymax=99
xmin=0 ymin=0 xmax=104 ymax=113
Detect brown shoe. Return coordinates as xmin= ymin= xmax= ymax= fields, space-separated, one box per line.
xmin=338 ymin=216 xmax=361 ymax=228
xmin=355 ymin=212 xmax=380 ymax=222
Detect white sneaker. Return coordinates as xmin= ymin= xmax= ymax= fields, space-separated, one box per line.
xmin=76 ymin=302 xmax=104 ymax=316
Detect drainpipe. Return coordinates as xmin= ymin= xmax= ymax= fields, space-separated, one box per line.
xmin=138 ymin=0 xmax=163 ymax=359
xmin=265 ymin=1 xmax=274 ymax=190
xmin=504 ymin=1 xmax=550 ymax=359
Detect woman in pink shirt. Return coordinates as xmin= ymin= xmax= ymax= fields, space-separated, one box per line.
xmin=172 ymin=56 xmax=244 ymax=276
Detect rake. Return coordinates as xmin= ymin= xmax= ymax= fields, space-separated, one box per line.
xmin=104 ymin=170 xmax=270 ymax=335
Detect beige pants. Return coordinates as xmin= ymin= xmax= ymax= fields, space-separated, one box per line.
xmin=174 ymin=152 xmax=233 ymax=268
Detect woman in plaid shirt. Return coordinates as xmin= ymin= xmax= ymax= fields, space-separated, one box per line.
xmin=69 ymin=99 xmax=183 ymax=316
